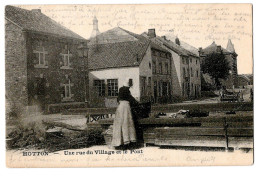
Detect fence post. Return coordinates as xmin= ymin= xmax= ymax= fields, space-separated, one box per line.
xmin=224 ymin=117 xmax=229 ymax=150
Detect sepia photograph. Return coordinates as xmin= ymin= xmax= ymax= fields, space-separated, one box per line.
xmin=4 ymin=3 xmax=253 ymax=167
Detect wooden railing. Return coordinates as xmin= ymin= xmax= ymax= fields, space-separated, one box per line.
xmin=62 ymin=102 xmax=253 ymax=123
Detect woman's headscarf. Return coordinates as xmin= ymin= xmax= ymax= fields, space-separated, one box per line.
xmin=122 ymin=77 xmax=130 ymax=87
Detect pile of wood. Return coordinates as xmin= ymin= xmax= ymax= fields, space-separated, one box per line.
xmin=7 ymin=121 xmax=47 ymax=149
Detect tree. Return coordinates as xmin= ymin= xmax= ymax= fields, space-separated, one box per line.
xmin=201 ymin=52 xmax=231 ymax=89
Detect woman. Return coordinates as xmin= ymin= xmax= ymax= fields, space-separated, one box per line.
xmin=111 ymin=78 xmax=139 ymax=149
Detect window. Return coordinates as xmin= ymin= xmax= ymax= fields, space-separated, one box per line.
xmin=182 ymin=58 xmax=185 ymax=64
xmin=94 ymin=80 xmax=105 ymax=96
xmin=60 ymin=49 xmax=72 ymax=69
xmin=61 ymin=78 xmax=74 ymax=101
xmin=196 ymin=59 xmax=198 ymax=65
xmin=161 ymin=53 xmax=166 ymax=58
xmin=196 ymin=70 xmax=199 ymax=77
xmin=64 ymin=83 xmax=71 ymax=98
xmin=165 ymin=63 xmax=169 ymax=74
xmin=33 ymin=47 xmax=48 ymax=68
xmin=152 ymin=60 xmax=156 ymax=74
xmin=107 ymin=79 xmax=118 ymax=96
xmin=148 ymin=77 xmax=151 ymax=87
xmin=190 ymin=58 xmax=192 ymax=63
xmin=183 ymin=67 xmax=186 ymax=79
xmin=182 ymin=83 xmax=185 ymax=96
xmin=141 ymin=76 xmax=146 ymax=96
xmin=191 ymin=67 xmax=193 ymax=77
xmin=186 ymin=58 xmax=189 ymax=64
xmin=158 ymin=63 xmax=162 ymax=74
xmin=129 ymin=79 xmax=133 ymax=87
xmin=158 ymin=81 xmax=162 ymax=96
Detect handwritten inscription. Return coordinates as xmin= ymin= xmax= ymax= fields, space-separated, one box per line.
xmin=186 ymin=156 xmax=216 ymax=164
xmin=23 ymin=4 xmax=252 ymax=42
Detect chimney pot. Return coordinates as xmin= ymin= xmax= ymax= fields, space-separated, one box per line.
xmin=175 ymin=37 xmax=180 ymax=45
xmin=148 ymin=29 xmax=156 ymax=38
xmin=217 ymin=45 xmax=222 ymax=52
xmin=31 ymin=9 xmax=41 ymax=13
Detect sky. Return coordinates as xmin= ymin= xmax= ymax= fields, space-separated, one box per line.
xmin=18 ymin=4 xmax=253 ymax=74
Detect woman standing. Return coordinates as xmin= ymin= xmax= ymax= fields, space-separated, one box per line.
xmin=111 ymin=78 xmax=139 ymax=149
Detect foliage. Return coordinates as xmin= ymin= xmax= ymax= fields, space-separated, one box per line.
xmin=201 ymin=52 xmax=231 ymax=89
xmin=201 ymin=74 xmax=215 ymax=91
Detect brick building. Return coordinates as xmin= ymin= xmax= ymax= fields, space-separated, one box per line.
xmin=5 ymin=6 xmax=88 ymax=112
xmin=199 ymin=40 xmax=238 ymax=89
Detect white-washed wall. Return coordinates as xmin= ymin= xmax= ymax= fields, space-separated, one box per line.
xmin=89 ymin=67 xmax=140 ymax=104
xmin=170 ymin=51 xmax=182 ymax=96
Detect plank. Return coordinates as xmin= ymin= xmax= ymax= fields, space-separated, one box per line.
xmin=227 ymin=128 xmax=253 ymax=137
xmin=155 ymin=136 xmax=226 ymax=147
xmin=200 ymin=122 xmax=225 ymax=127
xmin=152 ymin=102 xmax=253 ymax=112
xmin=155 ymin=127 xmax=225 ymax=136
xmin=144 ymin=138 xmax=156 ymax=144
xmin=228 ymin=137 xmax=253 ymax=148
xmin=227 ymin=122 xmax=253 ymax=128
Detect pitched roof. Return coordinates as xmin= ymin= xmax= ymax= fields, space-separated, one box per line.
xmin=163 ymin=33 xmax=199 ymax=56
xmin=5 ymin=5 xmax=85 ymax=40
xmin=148 ymin=35 xmax=199 ymax=58
xmin=226 ymin=39 xmax=235 ymax=53
xmin=201 ymin=41 xmax=231 ymax=55
xmin=88 ymin=27 xmax=173 ymax=70
xmin=88 ymin=27 xmax=139 ymax=45
xmin=88 ymin=40 xmax=150 ymax=70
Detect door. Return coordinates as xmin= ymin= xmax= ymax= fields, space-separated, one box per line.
xmin=34 ymin=78 xmax=46 ymax=111
xmin=153 ymin=81 xmax=157 ymax=103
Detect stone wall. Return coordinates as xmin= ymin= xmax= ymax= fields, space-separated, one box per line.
xmin=5 ymin=19 xmax=28 ymax=112
xmin=26 ymin=33 xmax=86 ymax=110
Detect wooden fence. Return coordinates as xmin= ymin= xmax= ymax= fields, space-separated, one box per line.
xmin=61 ymin=102 xmax=253 ymax=150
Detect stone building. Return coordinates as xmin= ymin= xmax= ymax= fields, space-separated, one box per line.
xmin=5 ymin=6 xmax=88 ymax=112
xmin=88 ymin=25 xmax=173 ymax=106
xmin=199 ymin=40 xmax=238 ymax=89
xmin=142 ymin=29 xmax=201 ymax=99
xmin=237 ymin=74 xmax=253 ymax=88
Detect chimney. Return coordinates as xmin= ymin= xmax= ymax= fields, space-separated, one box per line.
xmin=148 ymin=29 xmax=156 ymax=38
xmin=31 ymin=9 xmax=41 ymax=13
xmin=162 ymin=36 xmax=167 ymax=40
xmin=175 ymin=37 xmax=180 ymax=45
xmin=198 ymin=47 xmax=203 ymax=56
xmin=136 ymin=54 xmax=140 ymax=62
xmin=217 ymin=45 xmax=222 ymax=53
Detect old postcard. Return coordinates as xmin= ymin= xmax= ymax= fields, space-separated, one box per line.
xmin=5 ymin=4 xmax=253 ymax=167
